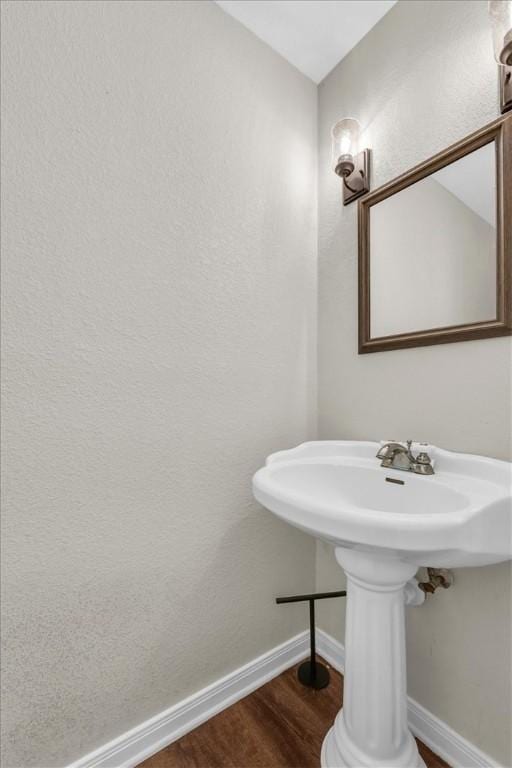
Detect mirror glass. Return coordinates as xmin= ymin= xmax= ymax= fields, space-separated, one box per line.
xmin=370 ymin=142 xmax=497 ymax=338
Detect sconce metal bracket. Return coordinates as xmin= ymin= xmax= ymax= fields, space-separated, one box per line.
xmin=500 ymin=65 xmax=512 ymax=113
xmin=343 ymin=148 xmax=371 ymax=205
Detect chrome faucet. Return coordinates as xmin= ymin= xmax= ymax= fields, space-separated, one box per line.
xmin=376 ymin=440 xmax=434 ymax=475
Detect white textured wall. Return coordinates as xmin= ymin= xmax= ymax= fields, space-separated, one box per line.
xmin=0 ymin=2 xmax=317 ymax=766
xmin=316 ymin=1 xmax=512 ymax=764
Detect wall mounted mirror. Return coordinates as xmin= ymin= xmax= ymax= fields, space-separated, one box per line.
xmin=358 ymin=117 xmax=511 ymax=353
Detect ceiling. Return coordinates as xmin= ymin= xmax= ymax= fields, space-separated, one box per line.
xmin=215 ymin=0 xmax=397 ymax=83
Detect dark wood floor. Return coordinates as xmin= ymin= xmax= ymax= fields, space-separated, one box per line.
xmin=138 ymin=660 xmax=449 ymax=768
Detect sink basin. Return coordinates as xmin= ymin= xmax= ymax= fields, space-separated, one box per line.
xmin=253 ymin=441 xmax=512 ymax=768
xmin=253 ymin=441 xmax=511 ymax=568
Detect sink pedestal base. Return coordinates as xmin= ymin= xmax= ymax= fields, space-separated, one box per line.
xmin=321 ymin=548 xmax=426 ymax=768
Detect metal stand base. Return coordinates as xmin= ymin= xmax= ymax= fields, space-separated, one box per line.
xmin=276 ymin=588 xmax=346 ymax=691
xmin=298 ymin=659 xmax=330 ymax=689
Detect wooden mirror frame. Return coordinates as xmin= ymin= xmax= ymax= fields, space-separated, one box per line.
xmin=358 ymin=116 xmax=512 ymax=354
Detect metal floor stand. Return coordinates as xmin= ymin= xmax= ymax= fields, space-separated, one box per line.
xmin=276 ymin=589 xmax=346 ymax=689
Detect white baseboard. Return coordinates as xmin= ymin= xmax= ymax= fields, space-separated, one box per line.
xmin=407 ymin=698 xmax=504 ymax=768
xmin=67 ymin=631 xmax=309 ymax=768
xmin=316 ymin=629 xmax=503 ymax=768
xmin=316 ymin=627 xmax=345 ymax=672
xmin=67 ymin=627 xmax=502 ymax=768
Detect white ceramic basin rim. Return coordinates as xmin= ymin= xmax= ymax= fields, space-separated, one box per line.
xmin=252 ymin=441 xmax=512 ymax=568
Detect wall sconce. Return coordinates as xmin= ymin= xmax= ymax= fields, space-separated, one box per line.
xmin=489 ymin=0 xmax=512 ymax=113
xmin=331 ymin=118 xmax=370 ymax=205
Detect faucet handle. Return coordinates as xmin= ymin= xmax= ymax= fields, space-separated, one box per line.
xmin=415 ymin=450 xmax=435 ymax=474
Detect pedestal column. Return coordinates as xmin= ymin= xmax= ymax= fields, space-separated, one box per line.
xmin=321 ymin=548 xmax=425 ymax=768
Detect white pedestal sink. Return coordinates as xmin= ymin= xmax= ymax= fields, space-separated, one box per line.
xmin=252 ymin=441 xmax=512 ymax=768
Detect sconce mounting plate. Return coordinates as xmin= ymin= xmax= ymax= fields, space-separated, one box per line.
xmin=501 ymin=65 xmax=512 ymax=113
xmin=343 ymin=149 xmax=370 ymax=205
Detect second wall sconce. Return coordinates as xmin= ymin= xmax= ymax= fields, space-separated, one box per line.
xmin=489 ymin=0 xmax=512 ymax=113
xmin=331 ymin=118 xmax=370 ymax=205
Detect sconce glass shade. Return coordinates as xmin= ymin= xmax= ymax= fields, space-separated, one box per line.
xmin=489 ymin=1 xmax=512 ymax=65
xmin=332 ymin=118 xmax=361 ymax=177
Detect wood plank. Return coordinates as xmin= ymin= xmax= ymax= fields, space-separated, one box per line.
xmin=138 ymin=660 xmax=449 ymax=768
